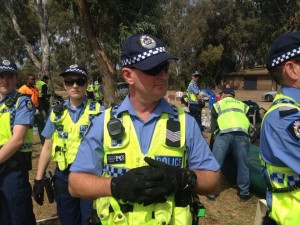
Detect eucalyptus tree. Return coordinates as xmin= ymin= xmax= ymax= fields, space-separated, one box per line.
xmin=3 ymin=0 xmax=50 ymax=77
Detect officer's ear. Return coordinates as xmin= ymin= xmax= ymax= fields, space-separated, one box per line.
xmin=122 ymin=67 xmax=134 ymax=85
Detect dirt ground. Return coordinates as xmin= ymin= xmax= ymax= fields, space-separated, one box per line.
xmin=30 ymin=89 xmax=272 ymax=225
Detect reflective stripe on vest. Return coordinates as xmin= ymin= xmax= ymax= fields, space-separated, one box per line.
xmin=94 ymin=105 xmax=193 ymax=225
xmin=213 ymin=97 xmax=250 ymax=134
xmin=50 ymin=100 xmax=101 ymax=170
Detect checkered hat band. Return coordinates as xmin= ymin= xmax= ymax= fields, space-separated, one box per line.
xmin=0 ymin=66 xmax=16 ymax=72
xmin=271 ymin=47 xmax=300 ymax=67
xmin=64 ymin=68 xmax=87 ymax=76
xmin=122 ymin=47 xmax=167 ymax=66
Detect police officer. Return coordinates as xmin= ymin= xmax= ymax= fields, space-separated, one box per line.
xmin=32 ymin=65 xmax=104 ymax=225
xmin=0 ymin=59 xmax=36 ymax=225
xmin=209 ymin=88 xmax=251 ymax=201
xmin=93 ymin=75 xmax=104 ymax=104
xmin=186 ymin=71 xmax=205 ymax=129
xmin=36 ymin=75 xmax=50 ymax=118
xmin=68 ymin=34 xmax=220 ymax=225
xmin=260 ymin=32 xmax=300 ymax=225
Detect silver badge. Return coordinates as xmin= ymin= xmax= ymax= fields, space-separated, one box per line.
xmin=140 ymin=35 xmax=156 ymax=49
xmin=293 ymin=121 xmax=300 ymax=138
xmin=2 ymin=60 xmax=10 ymax=66
xmin=69 ymin=64 xmax=78 ymax=69
xmin=25 ymin=100 xmax=33 ymax=111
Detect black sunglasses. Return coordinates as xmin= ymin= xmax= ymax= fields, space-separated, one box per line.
xmin=141 ymin=62 xmax=170 ymax=76
xmin=64 ymin=78 xmax=87 ymax=86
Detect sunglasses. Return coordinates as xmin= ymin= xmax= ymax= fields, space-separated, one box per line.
xmin=141 ymin=62 xmax=170 ymax=76
xmin=64 ymin=78 xmax=87 ymax=86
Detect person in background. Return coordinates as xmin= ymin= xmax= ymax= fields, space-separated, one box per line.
xmin=0 ymin=59 xmax=36 ymax=225
xmin=68 ymin=34 xmax=220 ymax=225
xmin=180 ymin=94 xmax=190 ymax=113
xmin=32 ymin=65 xmax=104 ymax=225
xmin=94 ymin=75 xmax=104 ymax=104
xmin=19 ymin=73 xmax=45 ymax=144
xmin=186 ymin=71 xmax=205 ymax=130
xmin=36 ymin=75 xmax=50 ymax=118
xmin=260 ymin=32 xmax=300 ymax=225
xmin=208 ymin=88 xmax=251 ymax=201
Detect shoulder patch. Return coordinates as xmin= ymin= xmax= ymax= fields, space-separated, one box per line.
xmin=287 ymin=120 xmax=300 ymax=142
xmin=25 ymin=100 xmax=34 ymax=111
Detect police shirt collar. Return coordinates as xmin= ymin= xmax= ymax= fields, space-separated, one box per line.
xmin=281 ymin=86 xmax=300 ymax=103
xmin=116 ymin=96 xmax=175 ymax=119
xmin=65 ymin=96 xmax=88 ymax=109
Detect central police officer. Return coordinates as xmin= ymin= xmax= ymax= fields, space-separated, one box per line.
xmin=68 ymin=34 xmax=220 ymax=225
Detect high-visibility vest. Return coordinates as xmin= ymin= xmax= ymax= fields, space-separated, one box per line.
xmin=50 ymin=100 xmax=101 ymax=170
xmin=213 ymin=97 xmax=250 ymax=134
xmin=35 ymin=80 xmax=47 ymax=97
xmin=18 ymin=85 xmax=39 ymax=107
xmin=260 ymin=93 xmax=300 ymax=225
xmin=93 ymin=105 xmax=195 ymax=225
xmin=0 ymin=93 xmax=33 ymax=152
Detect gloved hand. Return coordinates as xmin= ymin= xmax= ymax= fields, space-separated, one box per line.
xmin=144 ymin=157 xmax=197 ymax=194
xmin=111 ymin=166 xmax=170 ymax=205
xmin=32 ymin=179 xmax=44 ymax=205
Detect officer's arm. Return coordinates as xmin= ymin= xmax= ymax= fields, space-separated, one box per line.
xmin=195 ymin=93 xmax=203 ymax=102
xmin=0 ymin=124 xmax=29 ymax=164
xmin=35 ymin=138 xmax=53 ymax=180
xmin=210 ymin=107 xmax=218 ymax=133
xmin=192 ymin=170 xmax=220 ymax=195
xmin=69 ymin=172 xmax=112 ymax=200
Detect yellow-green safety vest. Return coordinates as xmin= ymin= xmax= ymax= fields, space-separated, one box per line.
xmin=186 ymin=81 xmax=198 ymax=102
xmin=0 ymin=93 xmax=33 ymax=152
xmin=50 ymin=100 xmax=101 ymax=170
xmin=35 ymin=80 xmax=46 ymax=97
xmin=94 ymin=105 xmax=196 ymax=225
xmin=260 ymin=93 xmax=300 ymax=225
xmin=213 ymin=97 xmax=250 ymax=134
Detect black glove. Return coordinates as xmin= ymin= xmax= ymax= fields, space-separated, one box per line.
xmin=32 ymin=179 xmax=44 ymax=205
xmin=111 ymin=166 xmax=170 ymax=205
xmin=144 ymin=157 xmax=197 ymax=194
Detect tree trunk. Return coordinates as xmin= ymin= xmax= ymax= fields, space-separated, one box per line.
xmin=4 ymin=0 xmax=51 ymax=78
xmin=75 ymin=0 xmax=118 ymax=107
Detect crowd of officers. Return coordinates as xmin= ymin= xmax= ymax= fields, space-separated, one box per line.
xmin=0 ymin=31 xmax=299 ymax=225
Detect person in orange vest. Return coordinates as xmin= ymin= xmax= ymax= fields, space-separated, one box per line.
xmin=19 ymin=74 xmax=45 ymax=144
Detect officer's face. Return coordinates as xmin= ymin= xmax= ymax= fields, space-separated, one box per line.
xmin=63 ymin=74 xmax=87 ymax=100
xmin=0 ymin=72 xmax=17 ymax=98
xmin=123 ymin=66 xmax=169 ymax=102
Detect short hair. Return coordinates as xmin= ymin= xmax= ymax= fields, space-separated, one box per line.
xmin=269 ymin=66 xmax=284 ymax=85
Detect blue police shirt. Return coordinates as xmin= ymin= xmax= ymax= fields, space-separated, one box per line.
xmin=187 ymin=80 xmax=200 ymax=105
xmin=41 ymin=96 xmax=105 ymax=138
xmin=0 ymin=90 xmax=35 ymax=126
xmin=70 ymin=96 xmax=220 ymax=176
xmin=260 ymin=86 xmax=300 ymax=174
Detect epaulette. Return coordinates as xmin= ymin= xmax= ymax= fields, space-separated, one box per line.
xmin=53 ymin=102 xmax=65 ymax=115
xmin=279 ymin=106 xmax=299 ymax=117
xmin=5 ymin=92 xmax=22 ymax=108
